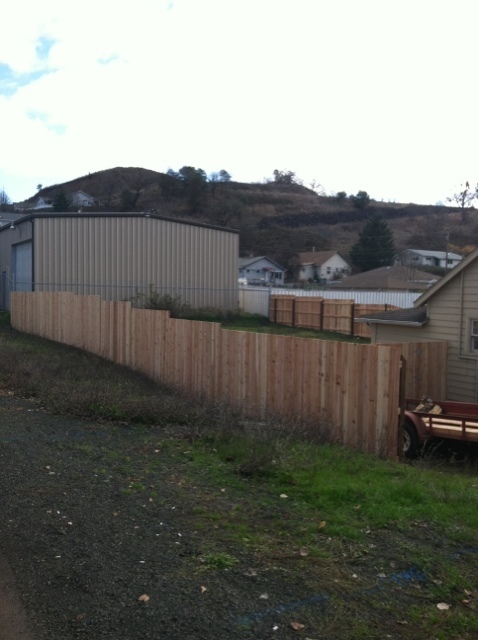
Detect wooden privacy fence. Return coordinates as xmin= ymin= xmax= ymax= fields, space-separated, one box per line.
xmin=10 ymin=292 xmax=446 ymax=459
xmin=270 ymin=295 xmax=398 ymax=339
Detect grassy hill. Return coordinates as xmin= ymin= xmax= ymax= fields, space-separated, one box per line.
xmin=20 ymin=167 xmax=477 ymax=271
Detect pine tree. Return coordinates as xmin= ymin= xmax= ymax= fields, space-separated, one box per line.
xmin=350 ymin=212 xmax=395 ymax=272
xmin=53 ymin=190 xmax=72 ymax=212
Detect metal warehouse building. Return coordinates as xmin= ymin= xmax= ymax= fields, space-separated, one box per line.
xmin=0 ymin=213 xmax=239 ymax=310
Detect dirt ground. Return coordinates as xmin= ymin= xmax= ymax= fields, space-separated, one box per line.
xmin=1 ymin=391 xmax=477 ymax=640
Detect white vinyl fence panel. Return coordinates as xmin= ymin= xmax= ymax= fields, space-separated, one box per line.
xmin=239 ymin=287 xmax=421 ymax=317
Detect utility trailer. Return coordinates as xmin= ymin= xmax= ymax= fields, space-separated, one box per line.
xmin=402 ymin=399 xmax=478 ymax=458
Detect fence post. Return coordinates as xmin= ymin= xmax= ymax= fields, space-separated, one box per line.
xmin=319 ymin=299 xmax=324 ymax=330
xmin=292 ymin=297 xmax=296 ymax=327
xmin=398 ymin=356 xmax=407 ymax=458
xmin=350 ymin=302 xmax=355 ymax=336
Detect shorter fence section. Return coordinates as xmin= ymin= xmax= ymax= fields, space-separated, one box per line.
xmin=269 ymin=296 xmax=398 ymax=339
xmin=239 ymin=288 xmax=420 ymax=319
xmin=11 ymin=291 xmax=407 ymax=459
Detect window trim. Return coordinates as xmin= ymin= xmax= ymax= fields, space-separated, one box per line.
xmin=470 ymin=319 xmax=478 ymax=353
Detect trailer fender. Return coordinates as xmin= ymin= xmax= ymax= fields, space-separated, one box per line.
xmin=403 ymin=411 xmax=428 ymax=442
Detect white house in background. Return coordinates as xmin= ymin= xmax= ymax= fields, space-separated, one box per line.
xmin=298 ymin=251 xmax=351 ymax=282
xmin=33 ymin=196 xmax=53 ymax=210
xmin=238 ymin=256 xmax=286 ymax=285
xmin=396 ymin=249 xmax=463 ymax=270
xmin=70 ymin=191 xmax=96 ymax=207
xmin=16 ymin=190 xmax=97 ymax=211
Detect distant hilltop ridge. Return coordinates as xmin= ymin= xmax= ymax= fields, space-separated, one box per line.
xmin=14 ymin=166 xmax=475 ymax=265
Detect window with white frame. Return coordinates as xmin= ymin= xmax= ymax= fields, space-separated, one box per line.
xmin=471 ymin=320 xmax=478 ymax=352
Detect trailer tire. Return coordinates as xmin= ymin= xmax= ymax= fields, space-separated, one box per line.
xmin=401 ymin=419 xmax=420 ymax=459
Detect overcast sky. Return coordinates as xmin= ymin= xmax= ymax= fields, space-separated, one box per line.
xmin=0 ymin=0 xmax=476 ymax=204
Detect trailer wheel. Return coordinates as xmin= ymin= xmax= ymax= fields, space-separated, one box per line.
xmin=401 ymin=420 xmax=419 ymax=459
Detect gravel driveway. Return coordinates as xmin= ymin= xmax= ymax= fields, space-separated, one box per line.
xmin=0 ymin=392 xmax=258 ymax=640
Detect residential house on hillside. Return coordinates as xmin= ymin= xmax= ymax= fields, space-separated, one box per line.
xmin=0 ymin=212 xmax=239 ymax=311
xmin=15 ymin=190 xmax=97 ymax=211
xmin=238 ymin=256 xmax=286 ymax=285
xmin=32 ymin=196 xmax=53 ymax=210
xmin=356 ymin=247 xmax=478 ymax=402
xmin=396 ymin=249 xmax=463 ymax=270
xmin=329 ymin=265 xmax=438 ymax=292
xmin=298 ymin=251 xmax=351 ymax=283
xmin=70 ymin=191 xmax=97 ymax=208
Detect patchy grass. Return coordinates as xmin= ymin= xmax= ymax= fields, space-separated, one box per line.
xmin=220 ymin=313 xmax=369 ymax=343
xmin=2 ymin=311 xmax=478 ymax=638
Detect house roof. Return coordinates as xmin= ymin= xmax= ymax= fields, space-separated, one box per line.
xmin=238 ymin=256 xmax=285 ymax=271
xmin=72 ymin=190 xmax=94 ymax=198
xmin=298 ymin=251 xmax=349 ymax=266
xmin=329 ymin=265 xmax=438 ymax=291
xmin=414 ymin=246 xmax=478 ymax=307
xmin=356 ymin=248 xmax=478 ymax=326
xmin=355 ymin=307 xmax=428 ymax=326
xmin=403 ymin=249 xmax=463 ymax=261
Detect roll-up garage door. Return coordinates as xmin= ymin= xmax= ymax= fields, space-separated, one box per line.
xmin=12 ymin=242 xmax=32 ymax=292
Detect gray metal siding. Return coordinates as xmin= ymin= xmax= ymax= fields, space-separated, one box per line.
xmin=0 ymin=222 xmax=34 ymax=309
xmin=33 ymin=216 xmax=238 ymax=308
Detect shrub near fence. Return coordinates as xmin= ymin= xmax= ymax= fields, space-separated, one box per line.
xmin=10 ymin=291 xmax=407 ymax=459
xmin=270 ymin=295 xmax=399 ymax=339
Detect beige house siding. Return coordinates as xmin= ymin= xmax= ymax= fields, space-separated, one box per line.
xmin=371 ymin=261 xmax=478 ymax=402
xmin=1 ymin=214 xmax=239 ymax=310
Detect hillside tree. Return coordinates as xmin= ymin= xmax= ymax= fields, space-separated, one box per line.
xmin=447 ymin=181 xmax=478 ymax=222
xmin=349 ymin=190 xmax=371 ymax=210
xmin=350 ymin=212 xmax=395 ymax=272
xmin=272 ymin=169 xmax=302 ymax=185
xmin=0 ymin=188 xmax=12 ymax=212
xmin=178 ymin=166 xmax=208 ymax=213
xmin=53 ymin=190 xmax=71 ymax=212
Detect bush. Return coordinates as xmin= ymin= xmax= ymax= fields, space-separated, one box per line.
xmin=130 ymin=286 xmax=191 ymax=318
xmin=349 ymin=190 xmax=371 ymax=210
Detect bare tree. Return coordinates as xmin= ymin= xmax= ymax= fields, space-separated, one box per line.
xmin=447 ymin=181 xmax=478 ymax=222
xmin=0 ymin=188 xmax=12 ymax=212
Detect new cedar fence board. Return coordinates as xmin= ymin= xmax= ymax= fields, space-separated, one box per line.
xmin=270 ymin=295 xmax=399 ymax=339
xmin=10 ymin=292 xmax=446 ymax=459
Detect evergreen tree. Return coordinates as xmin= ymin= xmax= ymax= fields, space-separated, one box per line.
xmin=53 ymin=190 xmax=72 ymax=212
xmin=350 ymin=212 xmax=395 ymax=272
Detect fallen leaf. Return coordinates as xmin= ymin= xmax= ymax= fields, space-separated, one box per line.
xmin=272 ymin=625 xmax=279 ymax=631
xmin=244 ymin=568 xmax=257 ymax=577
xmin=280 ymin=494 xmax=288 ymax=499
xmin=299 ymin=548 xmax=309 ymax=556
xmin=462 ymin=599 xmax=471 ymax=605
xmin=201 ymin=586 xmax=207 ymax=594
xmin=436 ymin=602 xmax=450 ymax=610
xmin=291 ymin=621 xmax=305 ymax=630
xmin=397 ymin=620 xmax=408 ymax=625
xmin=138 ymin=594 xmax=150 ymax=602
xmin=318 ymin=521 xmax=326 ymax=530
xmin=259 ymin=593 xmax=269 ymax=600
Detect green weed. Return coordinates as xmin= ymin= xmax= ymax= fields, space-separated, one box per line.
xmin=200 ymin=552 xmax=238 ymax=570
